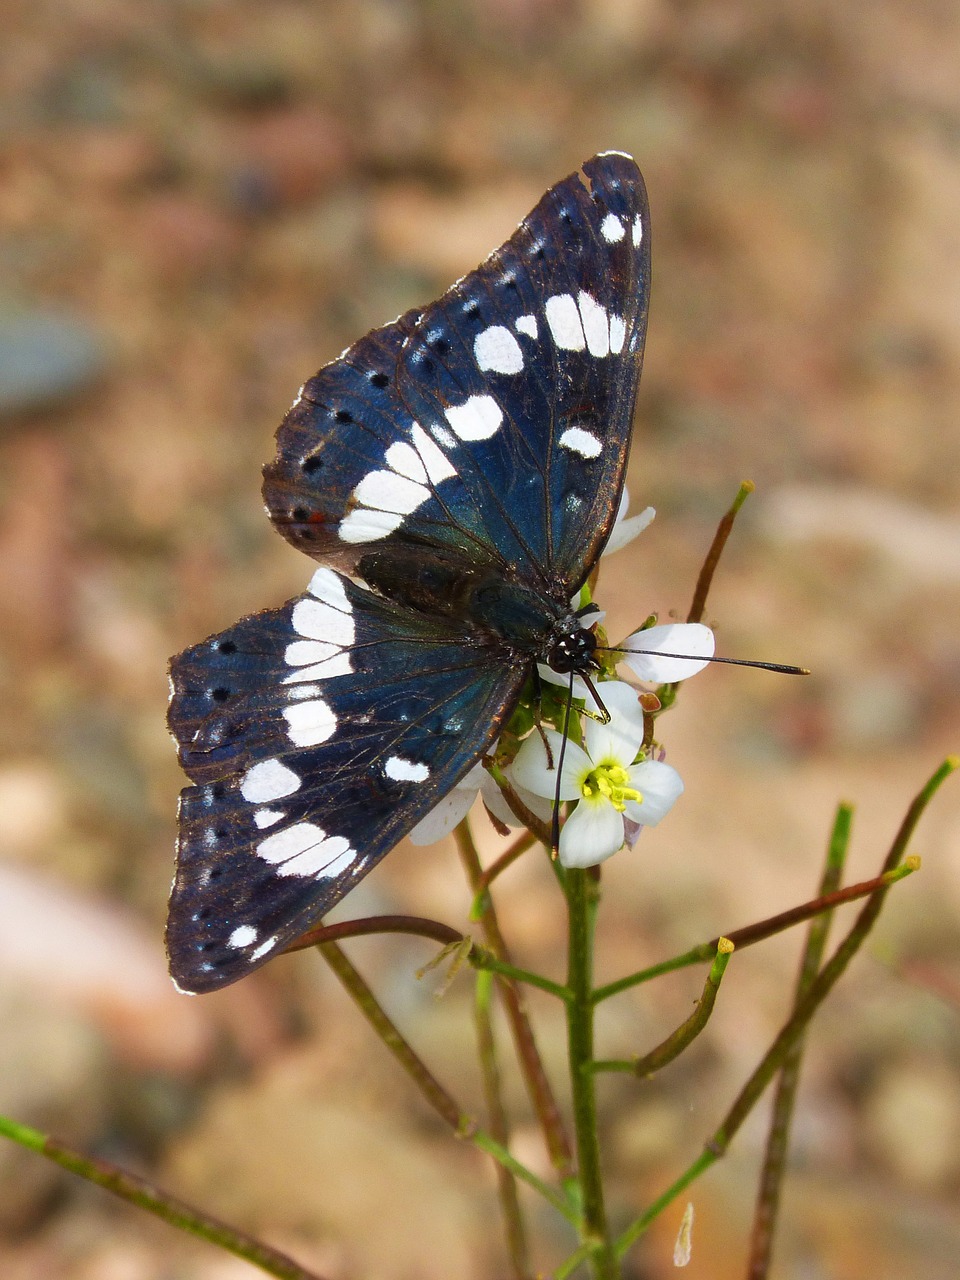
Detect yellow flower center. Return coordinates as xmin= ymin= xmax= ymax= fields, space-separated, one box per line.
xmin=579 ymin=761 xmax=642 ymax=813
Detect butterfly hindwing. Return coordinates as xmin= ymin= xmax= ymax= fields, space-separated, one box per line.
xmin=262 ymin=152 xmax=650 ymax=594
xmin=167 ymin=567 xmax=524 ymax=992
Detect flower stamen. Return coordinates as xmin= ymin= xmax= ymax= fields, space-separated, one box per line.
xmin=580 ymin=761 xmax=642 ymax=813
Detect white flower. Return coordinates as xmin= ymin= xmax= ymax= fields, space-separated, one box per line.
xmin=538 ymin=620 xmax=714 ymax=700
xmin=618 ymin=622 xmax=715 ymax=683
xmin=407 ymin=762 xmax=551 ymax=846
xmin=603 ymin=487 xmax=656 ymax=557
xmin=509 ymin=681 xmax=684 ymax=868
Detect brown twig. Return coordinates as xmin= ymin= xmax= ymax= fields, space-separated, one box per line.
xmin=287 ymin=915 xmax=463 ymax=953
xmin=687 ymin=481 xmax=754 ymax=624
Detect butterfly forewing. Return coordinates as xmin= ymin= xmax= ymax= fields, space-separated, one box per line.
xmin=168 ymin=568 xmax=524 ymax=992
xmin=262 ymin=152 xmax=650 ymax=595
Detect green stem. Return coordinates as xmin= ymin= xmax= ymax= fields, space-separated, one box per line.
xmin=591 ymin=939 xmax=733 ymax=1077
xmin=455 ymin=824 xmax=576 ymax=1182
xmin=565 ymin=868 xmax=616 ymax=1277
xmin=470 ymin=952 xmax=572 ymax=1001
xmin=747 ymin=803 xmax=851 ymax=1279
xmin=318 ymin=940 xmax=465 ymax=1131
xmin=0 ymin=1114 xmax=324 ymax=1280
xmin=593 ymin=862 xmax=917 ymax=1004
xmin=318 ymin=940 xmax=573 ymax=1220
xmin=471 ymin=1132 xmax=577 ymax=1221
xmin=613 ymin=761 xmax=947 ymax=1265
xmin=474 ymin=970 xmax=532 ymax=1278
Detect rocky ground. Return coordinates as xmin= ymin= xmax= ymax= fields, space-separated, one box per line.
xmin=0 ymin=1 xmax=958 ymax=1277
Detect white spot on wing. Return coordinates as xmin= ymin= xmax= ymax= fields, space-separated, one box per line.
xmin=353 ymin=469 xmax=429 ymax=515
xmin=308 ymin=567 xmax=351 ymax=610
xmin=609 ymin=314 xmax=626 ymax=354
xmin=545 ymin=294 xmax=586 ymax=351
xmin=601 ymin=213 xmax=625 ymax=243
xmin=444 ymin=395 xmax=503 ymax=441
xmin=228 ymin=924 xmax=258 ymax=949
xmin=285 ymin=639 xmax=337 ymax=667
xmin=560 ymin=427 xmax=602 ymax=459
xmin=254 ymin=808 xmax=285 ymax=829
xmin=256 ymin=822 xmax=355 ymax=878
xmin=430 ymin=423 xmax=457 ymax=450
xmin=250 ymin=935 xmax=278 ymax=961
xmin=241 ymin=758 xmax=301 ymax=803
xmin=515 ymin=314 xmax=538 ymax=339
xmin=283 ymin=698 xmax=337 ymax=747
xmin=410 ymin=423 xmax=456 ymax=483
xmin=384 ymin=441 xmax=426 ymax=484
xmin=577 ymin=291 xmax=610 ymax=356
xmin=632 ymin=214 xmax=643 ymax=246
xmin=338 ymin=507 xmax=404 ymax=543
xmin=384 ymin=755 xmax=430 ymax=782
xmin=282 ymin=653 xmax=352 ymax=683
xmin=292 ymin=596 xmax=354 ymax=646
xmin=474 ymin=325 xmax=524 ymax=374
xmin=285 ymin=683 xmax=322 ymax=699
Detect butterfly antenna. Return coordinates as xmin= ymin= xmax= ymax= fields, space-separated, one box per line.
xmin=597 ymin=645 xmax=808 ymax=676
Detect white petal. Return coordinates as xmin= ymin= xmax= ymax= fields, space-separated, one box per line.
xmin=407 ymin=764 xmax=484 ymax=845
xmin=407 ymin=789 xmax=476 ymax=845
xmin=619 ymin=623 xmax=715 ymax=682
xmin=625 ymin=760 xmax=684 ymax=826
xmin=510 ymin=730 xmax=587 ymax=802
xmin=536 ymin=661 xmax=590 ymax=700
xmin=559 ymin=800 xmax=625 ymax=867
xmin=480 ymin=772 xmax=553 ymax=828
xmin=583 ymin=681 xmax=647 ymax=765
xmin=603 ymin=505 xmax=656 ymax=556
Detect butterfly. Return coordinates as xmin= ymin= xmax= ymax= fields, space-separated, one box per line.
xmin=167 ymin=151 xmax=651 ymax=993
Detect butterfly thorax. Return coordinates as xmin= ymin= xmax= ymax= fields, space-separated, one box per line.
xmin=357 ymin=546 xmax=595 ymax=673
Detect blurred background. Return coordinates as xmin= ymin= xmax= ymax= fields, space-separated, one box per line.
xmin=1 ymin=1 xmax=959 ymax=1277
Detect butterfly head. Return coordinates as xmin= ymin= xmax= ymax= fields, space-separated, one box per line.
xmin=544 ymin=613 xmax=599 ymax=675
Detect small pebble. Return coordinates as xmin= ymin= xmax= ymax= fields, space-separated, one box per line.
xmin=0 ymin=307 xmax=106 ymax=418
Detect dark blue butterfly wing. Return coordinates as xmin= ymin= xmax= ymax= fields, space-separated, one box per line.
xmin=167 ymin=567 xmax=524 ymax=992
xmin=263 ymin=151 xmax=650 ymax=601
xmin=168 ymin=152 xmax=651 ymax=993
